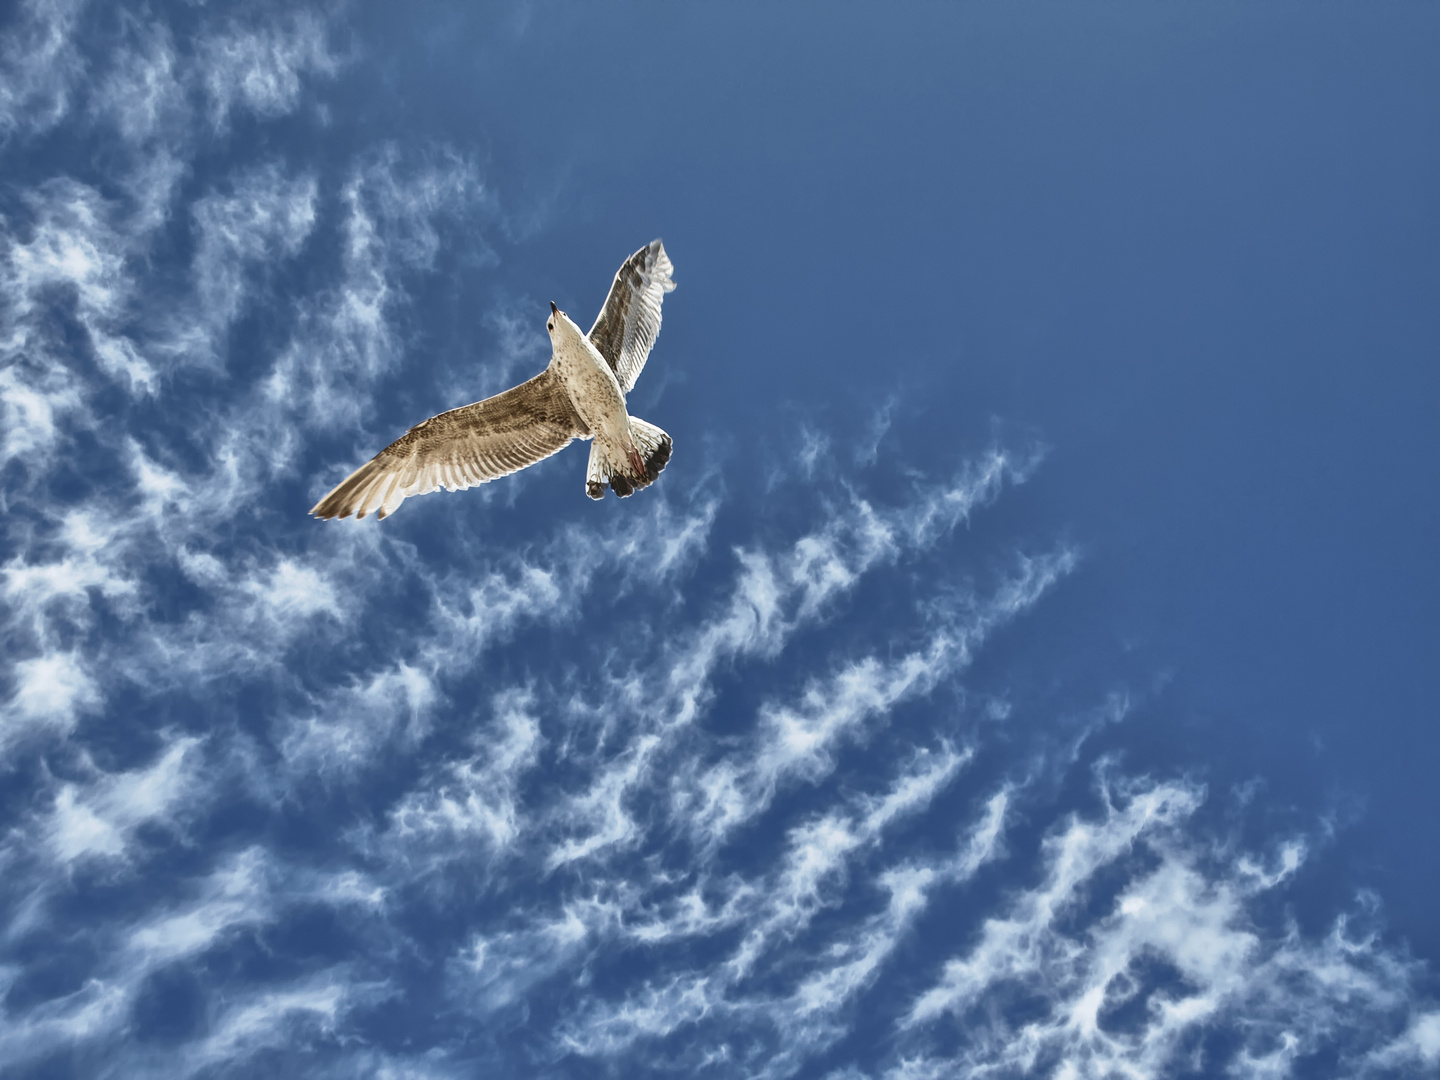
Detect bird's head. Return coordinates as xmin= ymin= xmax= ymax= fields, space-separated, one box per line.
xmin=547 ymin=301 xmax=580 ymax=343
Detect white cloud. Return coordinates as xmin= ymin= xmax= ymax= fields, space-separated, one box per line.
xmin=749 ymin=790 xmax=1012 ymax=1077
xmin=554 ymin=754 xmax=997 ymax=1065
xmin=2 ymin=651 xmax=100 ymax=745
xmin=0 ymin=0 xmax=87 ymax=139
xmin=797 ymin=425 xmax=829 ymax=478
xmin=1372 ymin=1009 xmax=1440 ymax=1070
xmin=186 ymin=163 xmax=320 ymax=359
xmin=893 ymin=775 xmax=1433 ymax=1079
xmin=267 ymin=148 xmax=486 ymax=440
xmin=2 ymin=178 xmax=157 ymax=395
xmin=452 ymin=898 xmax=617 ymax=1013
xmin=1 ymin=2 xmax=339 ymax=145
xmin=897 ymin=444 xmax=1044 ymax=550
xmin=0 ymin=362 xmax=82 ymax=466
xmin=905 ymin=778 xmax=1207 ymax=1027
xmin=0 ymin=841 xmax=388 ymax=1075
xmin=197 ymin=11 xmax=339 ymax=131
xmin=854 ymin=394 xmax=896 ymax=466
xmin=675 ymin=546 xmax=1073 ymax=852
xmin=277 ymin=493 xmax=715 ymax=784
xmin=2 ymin=512 xmax=139 ymax=641
xmin=181 ymin=972 xmax=354 ymax=1074
xmin=244 ymin=557 xmax=342 ymax=623
xmin=89 ymin=18 xmax=185 ymax=144
xmin=283 ymin=661 xmax=438 ymax=776
xmin=126 ymin=847 xmax=272 ymax=965
xmin=0 ymin=848 xmax=270 ymax=1070
xmin=44 ymin=736 xmax=203 ymax=864
xmin=0 ymin=976 xmax=131 ymax=1075
xmin=386 ymin=688 xmax=544 ymax=856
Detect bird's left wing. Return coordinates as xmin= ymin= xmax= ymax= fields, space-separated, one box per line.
xmin=310 ymin=368 xmax=587 ymax=520
xmin=587 ymin=239 xmax=676 ymax=394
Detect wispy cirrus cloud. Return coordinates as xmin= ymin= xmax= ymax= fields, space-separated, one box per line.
xmin=674 ymin=545 xmax=1072 ymax=853
xmin=551 ymin=753 xmax=1005 ymax=1069
xmin=2 ymin=0 xmax=340 ymax=144
xmin=0 ymin=843 xmax=386 ymax=1076
xmin=184 ymin=163 xmax=320 ymax=361
xmin=2 ymin=179 xmax=157 ymax=415
xmin=0 ymin=0 xmax=87 ymax=139
xmin=196 ymin=10 xmax=339 ymax=132
xmin=41 ymin=736 xmax=203 ymax=865
xmin=1 ymin=651 xmax=99 ymax=747
xmin=542 ymin=452 xmax=1040 ymax=870
xmin=890 ymin=772 xmax=1431 ymax=1080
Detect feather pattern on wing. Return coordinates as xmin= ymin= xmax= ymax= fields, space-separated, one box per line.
xmin=310 ymin=369 xmax=587 ymax=520
xmin=587 ymin=239 xmax=676 ymax=394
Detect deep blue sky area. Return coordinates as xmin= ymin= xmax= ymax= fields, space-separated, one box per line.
xmin=1 ymin=2 xmax=1437 ymax=1078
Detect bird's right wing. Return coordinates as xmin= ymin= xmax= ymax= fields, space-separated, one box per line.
xmin=587 ymin=239 xmax=676 ymax=394
xmin=310 ymin=369 xmax=587 ymax=520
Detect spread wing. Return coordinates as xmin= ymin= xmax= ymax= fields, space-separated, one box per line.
xmin=310 ymin=369 xmax=587 ymax=520
xmin=587 ymin=239 xmax=676 ymax=394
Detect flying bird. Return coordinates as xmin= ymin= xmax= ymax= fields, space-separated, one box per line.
xmin=311 ymin=240 xmax=677 ymax=520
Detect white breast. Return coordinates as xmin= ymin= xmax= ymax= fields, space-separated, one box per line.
xmin=550 ymin=332 xmax=629 ymax=441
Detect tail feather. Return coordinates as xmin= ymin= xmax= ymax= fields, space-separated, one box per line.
xmin=584 ymin=417 xmax=672 ymax=500
xmin=628 ymin=416 xmax=671 ymax=487
xmin=585 ymin=440 xmax=607 ymax=500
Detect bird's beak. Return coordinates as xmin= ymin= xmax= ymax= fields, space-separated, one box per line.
xmin=550 ymin=301 xmax=559 ymax=315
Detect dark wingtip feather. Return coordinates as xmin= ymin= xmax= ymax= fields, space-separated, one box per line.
xmin=310 ymin=490 xmax=351 ymax=520
xmin=643 ymin=435 xmax=672 ymax=483
xmin=310 ymin=457 xmax=384 ymax=520
xmin=586 ymin=481 xmax=606 ymax=501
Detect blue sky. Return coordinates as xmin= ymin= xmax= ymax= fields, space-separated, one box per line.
xmin=2 ymin=2 xmax=1438 ymax=1077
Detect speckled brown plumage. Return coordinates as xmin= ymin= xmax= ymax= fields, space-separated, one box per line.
xmin=587 ymin=239 xmax=676 ymax=394
xmin=310 ymin=240 xmax=676 ymax=520
xmin=310 ymin=370 xmax=586 ymax=520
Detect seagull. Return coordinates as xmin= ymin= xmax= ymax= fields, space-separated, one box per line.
xmin=310 ymin=240 xmax=676 ymax=520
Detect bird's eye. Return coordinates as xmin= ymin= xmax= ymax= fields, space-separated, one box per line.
xmin=547 ymin=322 xmax=553 ymax=331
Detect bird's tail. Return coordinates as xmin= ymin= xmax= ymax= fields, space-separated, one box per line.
xmin=585 ymin=417 xmax=672 ymax=499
